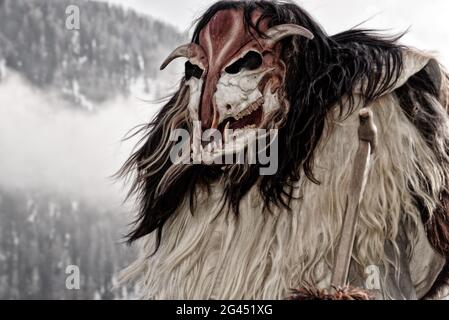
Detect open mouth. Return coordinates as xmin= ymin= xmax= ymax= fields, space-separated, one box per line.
xmin=217 ymin=98 xmax=264 ymax=140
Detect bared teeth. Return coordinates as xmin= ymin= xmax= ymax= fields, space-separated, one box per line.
xmin=234 ymin=99 xmax=263 ymax=120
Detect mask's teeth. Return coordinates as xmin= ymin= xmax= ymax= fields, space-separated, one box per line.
xmin=234 ymin=99 xmax=262 ymax=120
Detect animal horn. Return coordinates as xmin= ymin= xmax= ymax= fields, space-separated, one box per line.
xmin=265 ymin=24 xmax=314 ymax=47
xmin=160 ymin=43 xmax=206 ymax=70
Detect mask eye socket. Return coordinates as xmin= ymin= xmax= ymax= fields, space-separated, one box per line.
xmin=225 ymin=51 xmax=263 ymax=74
xmin=185 ymin=61 xmax=204 ymax=80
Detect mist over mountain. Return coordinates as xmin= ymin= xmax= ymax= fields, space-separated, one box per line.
xmin=0 ymin=0 xmax=184 ymax=299
xmin=0 ymin=0 xmax=185 ymax=109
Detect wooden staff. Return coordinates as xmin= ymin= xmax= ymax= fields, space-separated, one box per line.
xmin=331 ymin=108 xmax=378 ymax=290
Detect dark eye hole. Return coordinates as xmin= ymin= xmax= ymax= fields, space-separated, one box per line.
xmin=185 ymin=61 xmax=204 ymax=80
xmin=225 ymin=51 xmax=263 ymax=74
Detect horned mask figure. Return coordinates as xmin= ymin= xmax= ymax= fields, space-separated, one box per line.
xmin=120 ymin=0 xmax=449 ymax=300
xmin=161 ymin=9 xmax=313 ymax=156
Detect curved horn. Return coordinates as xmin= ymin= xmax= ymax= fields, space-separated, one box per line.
xmin=160 ymin=43 xmax=207 ymax=70
xmin=265 ymin=24 xmax=314 ymax=47
xmin=160 ymin=44 xmax=189 ymax=70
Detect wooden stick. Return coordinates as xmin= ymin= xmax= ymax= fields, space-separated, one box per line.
xmin=331 ymin=108 xmax=378 ymax=289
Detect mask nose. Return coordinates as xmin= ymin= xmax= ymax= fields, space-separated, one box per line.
xmin=200 ymin=74 xmax=220 ymax=130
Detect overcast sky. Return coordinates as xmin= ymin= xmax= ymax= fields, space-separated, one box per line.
xmin=97 ymin=0 xmax=449 ymax=65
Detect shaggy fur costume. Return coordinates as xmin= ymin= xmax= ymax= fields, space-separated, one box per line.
xmin=119 ymin=1 xmax=449 ymax=300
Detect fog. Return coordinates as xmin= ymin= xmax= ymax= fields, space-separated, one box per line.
xmin=0 ymin=73 xmax=158 ymax=207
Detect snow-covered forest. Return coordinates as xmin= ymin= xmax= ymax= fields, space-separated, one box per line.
xmin=0 ymin=0 xmax=185 ymax=299
xmin=0 ymin=0 xmax=184 ymax=107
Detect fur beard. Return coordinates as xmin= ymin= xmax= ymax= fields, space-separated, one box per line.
xmin=120 ymin=51 xmax=449 ymax=299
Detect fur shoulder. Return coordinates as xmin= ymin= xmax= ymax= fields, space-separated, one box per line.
xmin=394 ymin=51 xmax=449 ymax=299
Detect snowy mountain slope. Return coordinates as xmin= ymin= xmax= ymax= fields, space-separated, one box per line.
xmin=0 ymin=0 xmax=186 ymax=109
